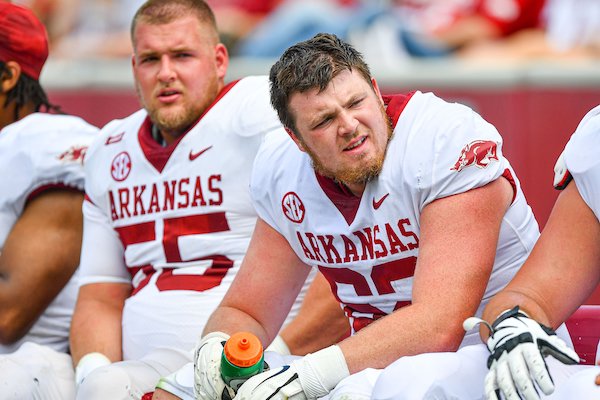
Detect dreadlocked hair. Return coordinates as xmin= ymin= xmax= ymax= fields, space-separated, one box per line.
xmin=0 ymin=61 xmax=62 ymax=121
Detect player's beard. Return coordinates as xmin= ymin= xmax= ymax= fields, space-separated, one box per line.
xmin=149 ymin=103 xmax=200 ymax=136
xmin=136 ymin=83 xmax=211 ymax=139
xmin=304 ymin=104 xmax=393 ymax=186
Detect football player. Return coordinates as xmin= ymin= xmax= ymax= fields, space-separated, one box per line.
xmin=372 ymin=107 xmax=600 ymax=400
xmin=192 ymin=32 xmax=544 ymax=399
xmin=477 ymin=105 xmax=600 ymax=400
xmin=0 ymin=3 xmax=98 ymax=399
xmin=70 ymin=1 xmax=346 ymax=399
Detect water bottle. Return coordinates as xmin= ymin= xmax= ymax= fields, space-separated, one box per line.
xmin=220 ymin=331 xmax=265 ymax=393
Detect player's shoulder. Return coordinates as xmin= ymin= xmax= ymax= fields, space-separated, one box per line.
xmin=562 ymin=105 xmax=600 ymax=178
xmin=210 ymin=76 xmax=281 ymax=138
xmin=1 ymin=113 xmax=98 ymax=163
xmin=86 ymin=109 xmax=147 ymax=158
xmin=397 ymin=91 xmax=502 ymax=163
xmin=252 ymin=130 xmax=301 ymax=185
xmin=3 ymin=112 xmax=98 ymax=140
xmin=392 ymin=91 xmax=505 ymax=194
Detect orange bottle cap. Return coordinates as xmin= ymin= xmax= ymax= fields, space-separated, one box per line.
xmin=224 ymin=332 xmax=264 ymax=367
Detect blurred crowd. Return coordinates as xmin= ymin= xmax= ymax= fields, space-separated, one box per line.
xmin=14 ymin=0 xmax=600 ymax=65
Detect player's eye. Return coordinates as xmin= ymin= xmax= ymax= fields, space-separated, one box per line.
xmin=140 ymin=56 xmax=158 ymax=63
xmin=349 ymin=98 xmax=364 ymax=108
xmin=313 ymin=117 xmax=332 ymax=129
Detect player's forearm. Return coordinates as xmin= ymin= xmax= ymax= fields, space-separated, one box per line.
xmin=279 ymin=273 xmax=349 ymax=355
xmin=202 ymin=305 xmax=272 ymax=346
xmin=70 ymin=283 xmax=129 ymax=364
xmin=280 ymin=309 xmax=348 ymax=356
xmin=338 ymin=304 xmax=465 ymax=374
xmin=70 ymin=303 xmax=123 ymax=364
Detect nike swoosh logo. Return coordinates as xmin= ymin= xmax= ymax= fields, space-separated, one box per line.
xmin=372 ymin=193 xmax=390 ymax=210
xmin=189 ymin=146 xmax=213 ymax=161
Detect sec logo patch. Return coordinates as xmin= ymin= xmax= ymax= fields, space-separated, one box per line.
xmin=111 ymin=151 xmax=132 ymax=181
xmin=282 ymin=192 xmax=305 ymax=223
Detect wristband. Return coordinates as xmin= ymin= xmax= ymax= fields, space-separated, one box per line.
xmin=75 ymin=352 xmax=111 ymax=387
xmin=266 ymin=334 xmax=291 ymax=356
xmin=294 ymin=345 xmax=350 ymax=397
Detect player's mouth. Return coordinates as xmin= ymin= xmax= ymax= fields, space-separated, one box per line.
xmin=157 ymin=89 xmax=181 ymax=103
xmin=343 ymin=136 xmax=367 ymax=152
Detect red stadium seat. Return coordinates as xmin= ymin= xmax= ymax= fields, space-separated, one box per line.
xmin=565 ymin=305 xmax=600 ymax=365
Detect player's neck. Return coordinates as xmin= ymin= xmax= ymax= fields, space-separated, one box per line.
xmin=0 ymin=102 xmax=34 ymax=131
xmin=151 ymin=124 xmax=167 ymax=147
xmin=338 ymin=180 xmax=365 ymax=197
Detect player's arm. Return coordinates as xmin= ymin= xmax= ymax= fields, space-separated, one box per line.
xmin=70 ymin=282 xmax=130 ymax=364
xmin=69 ymin=198 xmax=131 ymax=382
xmin=203 ymin=217 xmax=312 ymax=342
xmin=482 ymin=180 xmax=600 ymax=330
xmin=278 ymin=272 xmax=349 ymax=356
xmin=475 ymin=180 xmax=596 ymax=400
xmin=338 ymin=176 xmax=513 ymax=373
xmin=195 ymin=218 xmax=314 ymax=399
xmin=0 ymin=189 xmax=84 ymax=345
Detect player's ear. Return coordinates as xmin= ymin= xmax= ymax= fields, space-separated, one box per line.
xmin=214 ymin=43 xmax=228 ymax=81
xmin=285 ymin=127 xmax=306 ymax=152
xmin=0 ymin=61 xmax=20 ymax=94
xmin=371 ymin=77 xmax=384 ymax=103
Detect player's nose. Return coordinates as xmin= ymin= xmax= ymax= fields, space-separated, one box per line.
xmin=337 ymin=111 xmax=359 ymax=137
xmin=157 ymin=55 xmax=176 ymax=83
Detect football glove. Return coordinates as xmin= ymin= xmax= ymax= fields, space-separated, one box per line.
xmin=234 ymin=345 xmax=350 ymax=400
xmin=194 ymin=332 xmax=236 ymax=400
xmin=481 ymin=307 xmax=580 ymax=400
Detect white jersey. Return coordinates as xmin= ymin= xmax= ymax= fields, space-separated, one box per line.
xmin=252 ymin=91 xmax=539 ymax=346
xmin=80 ymin=76 xmax=309 ymax=360
xmin=0 ymin=113 xmax=97 ymax=353
xmin=561 ymin=105 xmax=600 ymax=220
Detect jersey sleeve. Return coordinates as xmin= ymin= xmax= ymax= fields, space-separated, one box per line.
xmin=79 ymin=199 xmax=130 ymax=285
xmin=230 ymin=76 xmax=285 ymax=139
xmin=249 ymin=130 xmax=296 ymax=233
xmin=401 ymin=94 xmax=509 ymax=211
xmin=561 ymin=105 xmax=600 ymax=221
xmin=27 ymin=116 xmax=97 ymax=199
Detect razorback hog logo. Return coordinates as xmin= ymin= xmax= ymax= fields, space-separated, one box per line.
xmin=58 ymin=146 xmax=88 ymax=164
xmin=451 ymin=140 xmax=499 ymax=172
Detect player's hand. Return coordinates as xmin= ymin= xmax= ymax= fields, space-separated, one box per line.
xmin=234 ymin=345 xmax=350 ymax=400
xmin=483 ymin=307 xmax=580 ymax=400
xmin=194 ymin=332 xmax=235 ymax=400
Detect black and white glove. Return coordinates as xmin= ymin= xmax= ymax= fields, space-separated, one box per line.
xmin=233 ymin=345 xmax=350 ymax=400
xmin=194 ymin=332 xmax=236 ymax=400
xmin=473 ymin=307 xmax=580 ymax=400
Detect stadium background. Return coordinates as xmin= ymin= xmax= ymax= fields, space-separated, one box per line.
xmin=41 ymin=57 xmax=600 ymax=304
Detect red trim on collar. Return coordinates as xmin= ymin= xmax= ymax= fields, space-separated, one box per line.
xmin=315 ymin=173 xmax=362 ymax=226
xmin=383 ymin=91 xmax=414 ymax=128
xmin=138 ymin=80 xmax=239 ymax=173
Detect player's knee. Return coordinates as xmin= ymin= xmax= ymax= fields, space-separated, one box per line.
xmin=76 ymin=365 xmax=138 ymax=400
xmin=0 ymin=356 xmax=40 ymax=400
xmin=328 ymin=368 xmax=379 ymax=400
xmin=373 ymin=353 xmax=461 ymax=400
